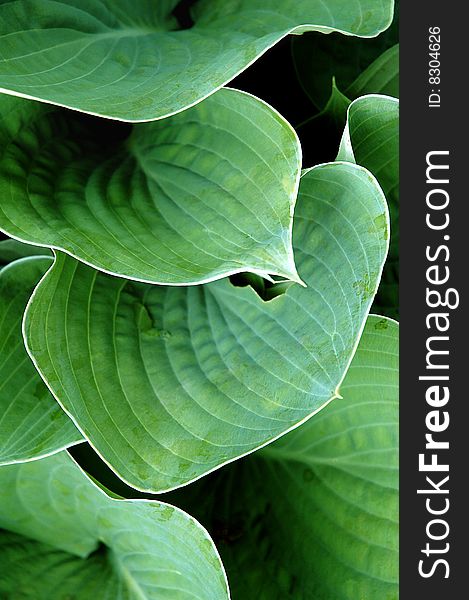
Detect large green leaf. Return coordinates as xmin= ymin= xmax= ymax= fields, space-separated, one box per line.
xmin=0 ymin=0 xmax=394 ymax=122
xmin=24 ymin=162 xmax=389 ymax=492
xmin=0 ymin=452 xmax=229 ymax=599
xmin=338 ymin=95 xmax=399 ymax=318
xmin=0 ymin=256 xmax=82 ymax=465
xmin=301 ymin=96 xmax=398 ymax=317
xmin=167 ymin=315 xmax=399 ymax=599
xmin=0 ymin=88 xmax=302 ymax=285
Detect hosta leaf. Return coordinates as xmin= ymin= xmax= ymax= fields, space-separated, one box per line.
xmin=0 ymin=237 xmax=52 ymax=266
xmin=0 ymin=0 xmax=394 ymax=121
xmin=0 ymin=257 xmax=82 ymax=465
xmin=24 ymin=162 xmax=389 ymax=492
xmin=296 ymin=80 xmax=351 ymax=167
xmin=0 ymin=88 xmax=302 ymax=285
xmin=303 ymin=44 xmax=399 ymax=163
xmin=338 ymin=95 xmax=399 ymax=318
xmin=293 ymin=34 xmax=398 ymax=168
xmin=293 ymin=0 xmax=398 ymax=110
xmin=347 ymin=44 xmax=399 ymax=99
xmin=0 ymin=452 xmax=229 ymax=599
xmin=167 ymin=316 xmax=399 ymax=599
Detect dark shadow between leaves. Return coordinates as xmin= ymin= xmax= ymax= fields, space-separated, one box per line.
xmin=172 ymin=0 xmax=199 ymax=30
xmin=229 ymin=273 xmax=294 ymax=302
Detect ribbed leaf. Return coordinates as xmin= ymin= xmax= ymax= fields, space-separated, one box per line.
xmin=347 ymin=44 xmax=399 ymax=98
xmin=24 ymin=162 xmax=389 ymax=492
xmin=0 ymin=0 xmax=394 ymax=121
xmin=167 ymin=316 xmax=399 ymax=599
xmin=0 ymin=88 xmax=302 ymax=285
xmin=0 ymin=257 xmax=81 ymax=465
xmin=0 ymin=451 xmax=229 ymax=599
xmin=338 ymin=95 xmax=399 ymax=318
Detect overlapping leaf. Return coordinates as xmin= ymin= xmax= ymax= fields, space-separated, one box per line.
xmin=347 ymin=44 xmax=399 ymax=99
xmin=0 ymin=0 xmax=394 ymax=121
xmin=292 ymin=37 xmax=398 ymax=168
xmin=0 ymin=451 xmax=229 ymax=599
xmin=313 ymin=45 xmax=399 ymax=136
xmin=338 ymin=95 xmax=399 ymax=317
xmin=293 ymin=0 xmax=398 ymax=110
xmin=0 ymin=88 xmax=302 ymax=285
xmin=0 ymin=256 xmax=81 ymax=465
xmin=167 ymin=316 xmax=399 ymax=599
xmin=24 ymin=162 xmax=389 ymax=492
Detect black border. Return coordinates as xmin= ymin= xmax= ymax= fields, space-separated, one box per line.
xmin=400 ymin=2 xmax=467 ymax=594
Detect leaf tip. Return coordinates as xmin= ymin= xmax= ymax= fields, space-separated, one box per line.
xmin=278 ymin=264 xmax=306 ymax=288
xmin=273 ymin=249 xmax=305 ymax=288
xmin=334 ymin=387 xmax=344 ymax=400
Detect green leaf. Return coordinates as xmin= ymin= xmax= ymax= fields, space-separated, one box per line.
xmin=292 ymin=0 xmax=398 ymax=110
xmin=338 ymin=95 xmax=399 ymax=318
xmin=0 ymin=237 xmax=52 ymax=266
xmin=296 ymin=80 xmax=351 ymax=163
xmin=24 ymin=162 xmax=389 ymax=492
xmin=0 ymin=88 xmax=302 ymax=285
xmin=0 ymin=257 xmax=82 ymax=465
xmin=302 ymin=43 xmax=399 ymax=160
xmin=293 ymin=34 xmax=398 ymax=167
xmin=0 ymin=451 xmax=229 ymax=599
xmin=317 ymin=80 xmax=351 ymax=131
xmin=347 ymin=44 xmax=399 ymax=99
xmin=0 ymin=0 xmax=394 ymax=121
xmin=167 ymin=316 xmax=399 ymax=599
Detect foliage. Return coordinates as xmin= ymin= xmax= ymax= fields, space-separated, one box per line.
xmin=24 ymin=162 xmax=388 ymax=492
xmin=0 ymin=0 xmax=393 ymax=120
xmin=166 ymin=316 xmax=399 ymax=599
xmin=0 ymin=451 xmax=229 ymax=599
xmin=0 ymin=256 xmax=82 ymax=465
xmin=0 ymin=1 xmax=398 ymax=598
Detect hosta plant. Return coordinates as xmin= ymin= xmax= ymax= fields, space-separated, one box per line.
xmin=0 ymin=0 xmax=399 ymax=598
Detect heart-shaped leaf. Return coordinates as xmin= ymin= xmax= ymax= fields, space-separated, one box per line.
xmin=166 ymin=315 xmax=399 ymax=599
xmin=338 ymin=95 xmax=399 ymax=318
xmin=0 ymin=0 xmax=394 ymax=121
xmin=0 ymin=451 xmax=229 ymax=599
xmin=0 ymin=256 xmax=82 ymax=465
xmin=24 ymin=161 xmax=389 ymax=492
xmin=0 ymin=88 xmax=302 ymax=285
